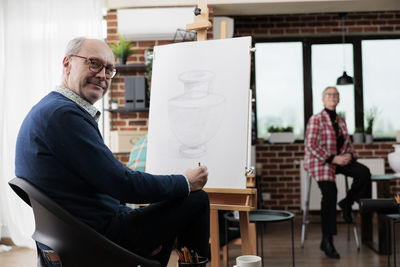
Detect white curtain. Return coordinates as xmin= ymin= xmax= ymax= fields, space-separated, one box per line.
xmin=0 ymin=0 xmax=104 ymax=247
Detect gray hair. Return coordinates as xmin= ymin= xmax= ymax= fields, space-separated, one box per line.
xmin=322 ymin=86 xmax=339 ymax=97
xmin=65 ymin=37 xmax=87 ymax=56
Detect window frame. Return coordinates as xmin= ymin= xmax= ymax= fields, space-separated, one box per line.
xmin=253 ymin=34 xmax=400 ymax=142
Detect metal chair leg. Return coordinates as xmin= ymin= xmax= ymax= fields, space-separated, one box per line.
xmin=291 ymin=219 xmax=295 ymax=267
xmin=353 ymin=222 xmax=360 ymax=250
xmin=344 ymin=175 xmax=360 ymax=250
xmin=301 ymin=172 xmax=312 ymax=248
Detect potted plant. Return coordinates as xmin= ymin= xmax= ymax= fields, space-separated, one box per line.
xmin=268 ymin=125 xmax=295 ymax=144
xmin=111 ymin=99 xmax=118 ymax=109
xmin=110 ymin=35 xmax=134 ymax=65
xmin=353 ymin=127 xmax=364 ymax=144
xmin=365 ymin=106 xmax=378 ymax=144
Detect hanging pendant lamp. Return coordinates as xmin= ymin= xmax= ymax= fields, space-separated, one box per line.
xmin=336 ymin=13 xmax=354 ymax=86
xmin=337 ymin=71 xmax=354 ymax=85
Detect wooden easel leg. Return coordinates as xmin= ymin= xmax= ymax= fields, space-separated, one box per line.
xmin=197 ymin=31 xmax=207 ymax=41
xmin=210 ymin=209 xmax=221 ymax=267
xmin=239 ymin=211 xmax=257 ymax=255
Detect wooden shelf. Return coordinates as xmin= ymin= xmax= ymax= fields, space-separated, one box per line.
xmin=105 ymin=108 xmax=149 ymax=113
xmin=116 ymin=64 xmax=146 ymax=75
xmin=112 ymin=152 xmax=130 ymax=155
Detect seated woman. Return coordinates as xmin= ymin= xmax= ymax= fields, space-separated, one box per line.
xmin=303 ymin=86 xmax=371 ymax=259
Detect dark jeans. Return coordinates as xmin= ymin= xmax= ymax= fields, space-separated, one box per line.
xmin=105 ymin=190 xmax=210 ymax=267
xmin=318 ymin=160 xmax=371 ymax=236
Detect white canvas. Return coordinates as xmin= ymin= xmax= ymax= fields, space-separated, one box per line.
xmin=146 ymin=37 xmax=252 ymax=189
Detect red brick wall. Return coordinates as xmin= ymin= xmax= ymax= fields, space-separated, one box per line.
xmin=233 ymin=11 xmax=400 ymax=37
xmin=107 ymin=9 xmax=165 ymax=133
xmin=256 ymin=142 xmax=400 ymax=213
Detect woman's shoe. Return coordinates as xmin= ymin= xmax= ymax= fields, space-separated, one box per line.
xmin=320 ymin=236 xmax=340 ymax=259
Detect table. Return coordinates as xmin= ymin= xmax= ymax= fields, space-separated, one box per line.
xmin=362 ymin=174 xmax=400 ymax=254
xmin=249 ymin=209 xmax=295 ymax=267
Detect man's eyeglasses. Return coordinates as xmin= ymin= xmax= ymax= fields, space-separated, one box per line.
xmin=70 ymin=55 xmax=116 ymax=79
xmin=324 ymin=93 xmax=339 ymax=98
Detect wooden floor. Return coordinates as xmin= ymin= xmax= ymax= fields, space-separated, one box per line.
xmin=0 ymin=216 xmax=398 ymax=267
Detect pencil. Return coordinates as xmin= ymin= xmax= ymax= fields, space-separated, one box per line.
xmin=187 ymin=250 xmax=193 ymax=263
xmin=182 ymin=247 xmax=187 ymax=263
xmin=175 ymin=249 xmax=184 ymax=262
xmin=198 ymin=162 xmax=201 ymax=167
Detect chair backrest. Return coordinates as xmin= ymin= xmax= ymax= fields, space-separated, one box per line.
xmin=9 ymin=177 xmax=161 ymax=267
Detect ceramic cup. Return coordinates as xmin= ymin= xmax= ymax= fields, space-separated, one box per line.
xmin=233 ymin=255 xmax=262 ymax=267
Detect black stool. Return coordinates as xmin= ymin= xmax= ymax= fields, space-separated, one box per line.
xmin=386 ymin=214 xmax=400 ymax=267
xmin=301 ymin=172 xmax=360 ymax=250
xmin=249 ymin=209 xmax=295 ymax=267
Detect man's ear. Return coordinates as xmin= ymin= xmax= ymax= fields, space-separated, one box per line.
xmin=62 ymin=56 xmax=71 ymax=74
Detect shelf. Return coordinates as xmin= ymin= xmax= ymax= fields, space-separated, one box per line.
xmin=112 ymin=152 xmax=130 ymax=155
xmin=105 ymin=108 xmax=149 ymax=113
xmin=116 ymin=64 xmax=146 ymax=75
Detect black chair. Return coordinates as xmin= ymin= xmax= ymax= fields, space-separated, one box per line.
xmin=8 ymin=177 xmax=161 ymax=267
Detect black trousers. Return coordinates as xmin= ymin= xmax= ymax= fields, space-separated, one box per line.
xmin=317 ymin=160 xmax=371 ymax=236
xmin=105 ymin=190 xmax=210 ymax=267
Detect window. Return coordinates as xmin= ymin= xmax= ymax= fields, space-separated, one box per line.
xmin=312 ymin=43 xmax=355 ymax=134
xmin=362 ymin=39 xmax=400 ymax=138
xmin=255 ymin=42 xmax=304 ymax=139
xmin=254 ymin=35 xmax=400 ymax=141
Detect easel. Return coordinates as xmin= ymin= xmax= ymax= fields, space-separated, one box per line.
xmin=187 ymin=1 xmax=258 ymax=266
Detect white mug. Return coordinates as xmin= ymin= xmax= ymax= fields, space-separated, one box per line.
xmin=233 ymin=255 xmax=262 ymax=267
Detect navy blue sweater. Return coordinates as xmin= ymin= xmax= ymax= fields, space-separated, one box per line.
xmin=15 ymin=92 xmax=188 ymax=232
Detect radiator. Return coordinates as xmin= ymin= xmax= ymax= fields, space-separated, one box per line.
xmin=300 ymin=158 xmax=385 ymax=211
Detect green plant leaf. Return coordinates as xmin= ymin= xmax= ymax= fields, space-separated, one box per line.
xmin=109 ymin=35 xmax=135 ymax=62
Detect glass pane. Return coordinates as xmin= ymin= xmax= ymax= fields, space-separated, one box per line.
xmin=255 ymin=42 xmax=304 ymax=139
xmin=362 ymin=39 xmax=400 ymax=138
xmin=312 ymin=44 xmax=354 ymax=133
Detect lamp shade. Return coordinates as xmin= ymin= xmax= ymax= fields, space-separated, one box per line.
xmin=336 ymin=71 xmax=354 ymax=85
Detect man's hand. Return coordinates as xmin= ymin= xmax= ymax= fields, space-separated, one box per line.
xmin=184 ymin=166 xmax=208 ymax=192
xmin=332 ymin=154 xmax=352 ymax=166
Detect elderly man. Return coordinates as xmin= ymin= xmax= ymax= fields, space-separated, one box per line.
xmin=15 ymin=37 xmax=210 ymax=266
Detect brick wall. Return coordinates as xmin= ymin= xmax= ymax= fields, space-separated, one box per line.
xmin=256 ymin=142 xmax=400 ymax=213
xmin=233 ymin=11 xmax=400 ymax=37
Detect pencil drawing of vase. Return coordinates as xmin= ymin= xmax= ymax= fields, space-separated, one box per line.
xmin=168 ymin=70 xmax=225 ymax=158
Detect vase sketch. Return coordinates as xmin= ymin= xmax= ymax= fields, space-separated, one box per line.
xmin=388 ymin=144 xmax=400 ymax=177
xmin=168 ymin=70 xmax=225 ymax=158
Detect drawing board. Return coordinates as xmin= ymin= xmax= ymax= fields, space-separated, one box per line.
xmin=146 ymin=36 xmax=252 ymax=189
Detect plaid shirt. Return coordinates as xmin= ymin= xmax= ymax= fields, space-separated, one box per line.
xmin=127 ymin=136 xmax=147 ymax=172
xmin=304 ymin=109 xmax=357 ymax=182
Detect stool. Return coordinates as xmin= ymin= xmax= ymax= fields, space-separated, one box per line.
xmin=301 ymin=172 xmax=360 ymax=250
xmin=249 ymin=209 xmax=295 ymax=267
xmin=386 ymin=214 xmax=400 ymax=267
